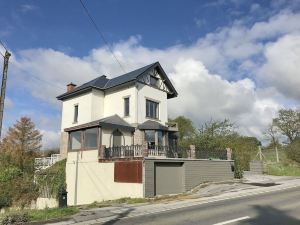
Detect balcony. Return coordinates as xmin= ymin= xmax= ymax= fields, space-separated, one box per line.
xmin=99 ymin=145 xmax=228 ymax=161
xmin=166 ymin=122 xmax=179 ymax=132
xmin=99 ymin=145 xmax=179 ymax=161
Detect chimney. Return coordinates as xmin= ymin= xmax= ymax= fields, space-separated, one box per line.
xmin=67 ymin=83 xmax=76 ymax=92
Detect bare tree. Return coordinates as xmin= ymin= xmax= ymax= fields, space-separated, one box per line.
xmin=1 ymin=117 xmax=42 ymax=171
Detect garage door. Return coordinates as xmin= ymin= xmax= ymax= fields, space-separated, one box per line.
xmin=155 ymin=162 xmax=184 ymax=195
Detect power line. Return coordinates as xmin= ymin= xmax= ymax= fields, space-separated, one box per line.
xmin=0 ymin=51 xmax=4 ymax=58
xmin=79 ymin=0 xmax=126 ymax=73
xmin=0 ymin=39 xmax=8 ymax=52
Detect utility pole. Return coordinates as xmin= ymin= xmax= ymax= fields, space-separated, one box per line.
xmin=0 ymin=50 xmax=11 ymax=139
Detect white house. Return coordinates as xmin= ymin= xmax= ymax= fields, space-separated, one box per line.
xmin=56 ymin=62 xmax=234 ymax=206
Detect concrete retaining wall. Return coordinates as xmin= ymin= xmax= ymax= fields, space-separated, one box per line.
xmin=249 ymin=161 xmax=264 ymax=174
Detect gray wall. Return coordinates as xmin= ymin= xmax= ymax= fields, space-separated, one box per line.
xmin=144 ymin=158 xmax=234 ymax=197
xmin=249 ymin=161 xmax=263 ymax=174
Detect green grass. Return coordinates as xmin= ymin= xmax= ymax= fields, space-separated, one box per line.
xmin=86 ymin=197 xmax=148 ymax=208
xmin=0 ymin=207 xmax=79 ymax=223
xmin=251 ymin=147 xmax=300 ymax=177
xmin=86 ymin=194 xmax=190 ymax=209
xmin=264 ymin=162 xmax=300 ymax=176
xmin=28 ymin=207 xmax=79 ymax=222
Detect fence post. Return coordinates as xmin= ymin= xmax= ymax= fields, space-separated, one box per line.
xmin=226 ymin=148 xmax=232 ymax=160
xmin=189 ymin=145 xmax=196 ymax=159
xmin=143 ymin=144 xmax=149 ymax=157
xmin=99 ymin=145 xmax=106 ymax=159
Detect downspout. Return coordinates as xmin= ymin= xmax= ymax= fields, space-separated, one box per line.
xmin=135 ymin=82 xmax=139 ymax=125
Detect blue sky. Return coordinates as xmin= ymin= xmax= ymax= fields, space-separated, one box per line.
xmin=1 ymin=0 xmax=300 ymax=148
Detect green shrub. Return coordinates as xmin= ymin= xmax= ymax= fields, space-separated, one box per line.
xmin=0 ymin=212 xmax=28 ymax=225
xmin=0 ymin=192 xmax=11 ymax=210
xmin=0 ymin=167 xmax=22 ymax=183
xmin=286 ymin=139 xmax=300 ymax=163
xmin=232 ymin=153 xmax=243 ymax=179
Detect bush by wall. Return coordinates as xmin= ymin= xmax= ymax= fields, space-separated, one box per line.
xmin=36 ymin=159 xmax=66 ymax=199
xmin=286 ymin=139 xmax=300 ymax=163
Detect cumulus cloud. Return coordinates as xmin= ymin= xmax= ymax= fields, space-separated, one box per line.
xmin=40 ymin=129 xmax=60 ymax=149
xmin=258 ymin=33 xmax=300 ymax=100
xmin=168 ymin=59 xmax=281 ymax=137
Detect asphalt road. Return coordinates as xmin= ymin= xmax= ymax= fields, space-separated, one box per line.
xmin=98 ymin=187 xmax=300 ymax=225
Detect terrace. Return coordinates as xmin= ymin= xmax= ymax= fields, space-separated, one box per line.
xmin=99 ymin=145 xmax=228 ymax=161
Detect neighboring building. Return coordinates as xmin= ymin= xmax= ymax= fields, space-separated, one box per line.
xmin=57 ymin=62 xmax=234 ymax=206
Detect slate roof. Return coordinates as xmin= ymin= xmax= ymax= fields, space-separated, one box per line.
xmin=57 ymin=62 xmax=177 ymax=100
xmin=64 ymin=114 xmax=135 ymax=132
xmin=138 ymin=120 xmax=168 ymax=131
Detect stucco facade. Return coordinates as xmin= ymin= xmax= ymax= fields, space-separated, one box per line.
xmin=66 ymin=150 xmax=143 ymax=206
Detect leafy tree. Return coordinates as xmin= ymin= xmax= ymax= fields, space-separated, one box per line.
xmin=286 ymin=138 xmax=300 ymax=163
xmin=199 ymin=119 xmax=236 ymax=138
xmin=170 ymin=116 xmax=196 ymax=141
xmin=1 ymin=117 xmax=42 ymax=172
xmin=273 ymin=109 xmax=300 ymax=143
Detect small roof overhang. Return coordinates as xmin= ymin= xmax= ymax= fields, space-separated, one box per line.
xmin=64 ymin=114 xmax=135 ymax=132
xmin=137 ymin=120 xmax=168 ymax=131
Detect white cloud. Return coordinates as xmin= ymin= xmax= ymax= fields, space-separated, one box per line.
xmin=40 ymin=129 xmax=60 ymax=149
xmin=19 ymin=4 xmax=38 ymax=13
xmin=168 ymin=59 xmax=281 ymax=137
xmin=258 ymin=33 xmax=300 ymax=99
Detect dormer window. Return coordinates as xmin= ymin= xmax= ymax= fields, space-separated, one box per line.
xmin=149 ymin=76 xmax=158 ymax=87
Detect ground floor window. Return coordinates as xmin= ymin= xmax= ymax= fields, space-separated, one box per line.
xmin=145 ymin=130 xmax=165 ymax=149
xmin=145 ymin=130 xmax=155 ymax=149
xmin=69 ymin=128 xmax=99 ymax=150
xmin=85 ymin=128 xmax=98 ymax=149
xmin=70 ymin=131 xmax=81 ymax=150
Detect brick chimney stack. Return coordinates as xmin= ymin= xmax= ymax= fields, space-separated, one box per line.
xmin=67 ymin=83 xmax=76 ymax=92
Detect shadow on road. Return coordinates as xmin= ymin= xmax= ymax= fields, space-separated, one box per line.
xmin=102 ymin=207 xmax=134 ymax=225
xmin=244 ymin=205 xmax=300 ymax=225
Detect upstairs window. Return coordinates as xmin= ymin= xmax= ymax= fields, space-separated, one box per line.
xmin=146 ymin=99 xmax=159 ymax=119
xmin=124 ymin=97 xmax=130 ymax=117
xmin=74 ymin=105 xmax=78 ymax=123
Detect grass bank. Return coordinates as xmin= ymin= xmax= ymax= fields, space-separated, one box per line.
xmin=260 ymin=147 xmax=300 ymax=176
xmin=0 ymin=207 xmax=79 ymax=224
xmin=264 ymin=162 xmax=300 ymax=176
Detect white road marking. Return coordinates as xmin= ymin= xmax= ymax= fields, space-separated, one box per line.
xmin=213 ymin=216 xmax=250 ymax=225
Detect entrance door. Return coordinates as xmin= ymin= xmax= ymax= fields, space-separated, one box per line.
xmin=113 ymin=130 xmax=123 ymax=147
